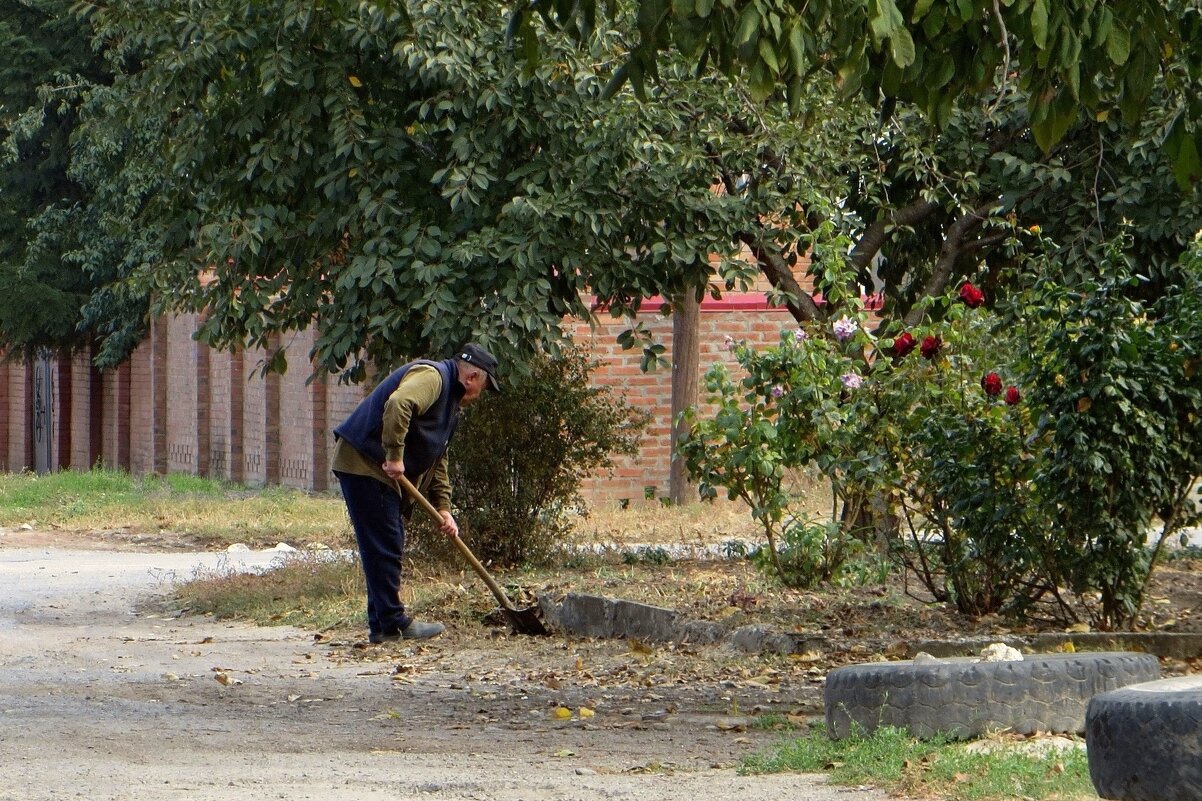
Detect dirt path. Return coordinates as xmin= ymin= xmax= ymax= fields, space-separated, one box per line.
xmin=0 ymin=535 xmax=887 ymax=801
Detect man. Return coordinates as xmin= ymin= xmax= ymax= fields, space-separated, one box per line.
xmin=332 ymin=344 xmax=500 ymax=643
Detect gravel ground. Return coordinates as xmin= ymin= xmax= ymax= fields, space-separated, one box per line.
xmin=0 ymin=535 xmax=888 ymax=801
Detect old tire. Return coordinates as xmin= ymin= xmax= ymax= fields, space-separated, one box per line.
xmin=1086 ymin=676 xmax=1202 ymax=801
xmin=825 ymin=651 xmax=1159 ymax=740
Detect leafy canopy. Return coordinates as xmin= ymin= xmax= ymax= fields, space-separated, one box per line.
xmin=521 ymin=0 xmax=1202 ymax=183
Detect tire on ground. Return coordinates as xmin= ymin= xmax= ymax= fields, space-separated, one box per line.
xmin=824 ymin=651 xmax=1159 ymax=740
xmin=1086 ymin=676 xmax=1202 ymax=801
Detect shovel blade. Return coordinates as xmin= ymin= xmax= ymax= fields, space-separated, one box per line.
xmin=502 ymin=605 xmax=550 ymax=636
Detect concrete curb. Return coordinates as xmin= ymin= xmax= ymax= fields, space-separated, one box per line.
xmin=539 ymin=592 xmax=1202 ymax=660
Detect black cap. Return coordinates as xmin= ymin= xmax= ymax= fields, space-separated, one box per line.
xmin=458 ymin=343 xmax=500 ymax=392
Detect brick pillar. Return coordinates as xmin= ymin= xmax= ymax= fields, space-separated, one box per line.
xmin=197 ymin=335 xmax=211 ymax=476
xmin=310 ymin=371 xmax=329 ymax=491
xmin=265 ymin=337 xmax=281 ymax=485
xmin=55 ymin=354 xmax=72 ymax=471
xmin=0 ymin=358 xmax=10 ymax=470
xmin=119 ymin=363 xmax=132 ymax=470
xmin=229 ymin=350 xmax=245 ymax=484
xmin=152 ymin=317 xmax=168 ymax=473
xmin=21 ymin=361 xmax=34 ymax=470
xmin=88 ymin=361 xmax=104 ymax=468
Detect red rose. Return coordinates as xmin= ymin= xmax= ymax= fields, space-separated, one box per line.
xmin=1004 ymin=386 xmax=1021 ymax=405
xmin=959 ymin=282 xmax=985 ymax=308
xmin=981 ymin=372 xmax=1002 ymax=396
xmin=892 ymin=332 xmax=917 ymax=358
xmin=920 ymin=335 xmax=942 ymax=360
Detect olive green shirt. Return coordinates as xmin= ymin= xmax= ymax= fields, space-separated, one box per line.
xmin=331 ymin=365 xmax=454 ymax=512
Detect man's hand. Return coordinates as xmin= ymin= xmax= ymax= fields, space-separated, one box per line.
xmin=382 ymin=460 xmax=405 ymax=480
xmin=438 ymin=510 xmax=459 ymax=538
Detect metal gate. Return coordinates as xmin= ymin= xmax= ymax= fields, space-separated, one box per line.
xmin=33 ymin=349 xmax=53 ymax=475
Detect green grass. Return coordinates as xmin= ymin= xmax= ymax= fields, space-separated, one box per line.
xmin=0 ymin=468 xmax=353 ymax=548
xmin=743 ymin=724 xmax=1098 ymax=801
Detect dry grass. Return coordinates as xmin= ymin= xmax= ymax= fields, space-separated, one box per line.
xmin=563 ymin=500 xmax=763 ymax=548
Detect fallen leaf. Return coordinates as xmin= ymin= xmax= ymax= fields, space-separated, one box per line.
xmin=553 ymin=749 xmax=576 ymax=758
xmin=552 ymin=706 xmax=573 ymax=719
xmin=578 ymin=707 xmax=595 ymax=719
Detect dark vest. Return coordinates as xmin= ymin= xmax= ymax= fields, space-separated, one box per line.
xmin=333 ymin=359 xmax=463 ymax=475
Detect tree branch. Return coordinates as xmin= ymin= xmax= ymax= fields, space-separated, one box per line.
xmin=739 ymin=232 xmax=824 ymax=321
xmin=849 ymin=198 xmax=942 ymax=270
xmin=903 ymin=201 xmax=996 ymax=326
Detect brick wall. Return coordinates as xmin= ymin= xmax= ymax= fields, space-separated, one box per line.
xmin=0 ymin=289 xmax=812 ymax=503
xmin=575 ymin=296 xmax=798 ymax=504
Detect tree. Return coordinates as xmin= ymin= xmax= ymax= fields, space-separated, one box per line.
xmin=0 ymin=0 xmax=118 ymax=355
xmin=6 ymin=0 xmax=1198 ymax=379
xmin=63 ymin=0 xmax=874 ymax=377
xmin=520 ymin=0 xmax=1202 ymax=182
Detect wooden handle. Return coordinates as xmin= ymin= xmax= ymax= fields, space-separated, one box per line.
xmin=393 ymin=474 xmax=516 ymax=611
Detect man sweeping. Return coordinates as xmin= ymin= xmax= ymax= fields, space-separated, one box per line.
xmin=332 ymin=344 xmax=500 ymax=643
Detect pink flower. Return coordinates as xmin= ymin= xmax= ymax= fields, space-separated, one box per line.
xmin=771 ymin=385 xmax=785 ymax=398
xmin=959 ymin=282 xmax=985 ymax=308
xmin=832 ymin=315 xmax=858 ymax=342
xmin=981 ymin=372 xmax=1002 ymax=396
xmin=1004 ymin=386 xmax=1021 ymax=406
xmin=840 ymin=373 xmax=863 ymax=389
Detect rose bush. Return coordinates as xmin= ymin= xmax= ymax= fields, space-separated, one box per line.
xmin=681 ymin=236 xmax=1202 ymax=627
xmin=875 ymin=295 xmax=1058 ymax=618
xmin=677 ymin=300 xmax=886 ymax=588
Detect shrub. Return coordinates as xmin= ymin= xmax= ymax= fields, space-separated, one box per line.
xmin=410 ymin=346 xmax=647 ymax=566
xmin=678 ymin=310 xmax=889 ymax=589
xmin=879 ymin=298 xmax=1059 ymax=617
xmin=1016 ymin=237 xmax=1202 ymax=628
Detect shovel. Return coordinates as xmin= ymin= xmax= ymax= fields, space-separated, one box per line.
xmin=394 ymin=475 xmax=549 ymax=636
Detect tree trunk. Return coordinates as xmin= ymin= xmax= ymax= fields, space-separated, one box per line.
xmin=669 ymin=291 xmax=700 ymax=505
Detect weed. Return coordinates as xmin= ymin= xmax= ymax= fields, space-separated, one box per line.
xmin=622 ymin=546 xmax=672 ymax=566
xmin=742 ymin=723 xmax=1095 ymax=801
xmin=174 ymin=552 xmax=364 ymax=630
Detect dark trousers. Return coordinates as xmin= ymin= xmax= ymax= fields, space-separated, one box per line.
xmin=335 ymin=471 xmax=410 ymax=635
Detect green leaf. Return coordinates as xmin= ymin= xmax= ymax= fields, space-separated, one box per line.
xmin=889 ymin=27 xmax=916 ymax=68
xmin=1165 ymin=116 xmax=1202 ymax=189
xmin=1031 ymin=0 xmax=1049 ymax=49
xmin=788 ymin=24 xmax=805 ymax=70
xmin=1105 ymin=24 xmax=1131 ymax=66
xmin=1029 ymin=81 xmax=1077 ymax=150
xmin=870 ymin=0 xmax=904 ymax=42
xmin=758 ymin=39 xmax=780 ymax=74
xmin=735 ymin=5 xmax=760 ymax=46
xmin=911 ymin=0 xmax=935 ymax=22
xmin=695 ymin=0 xmax=715 ymax=17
